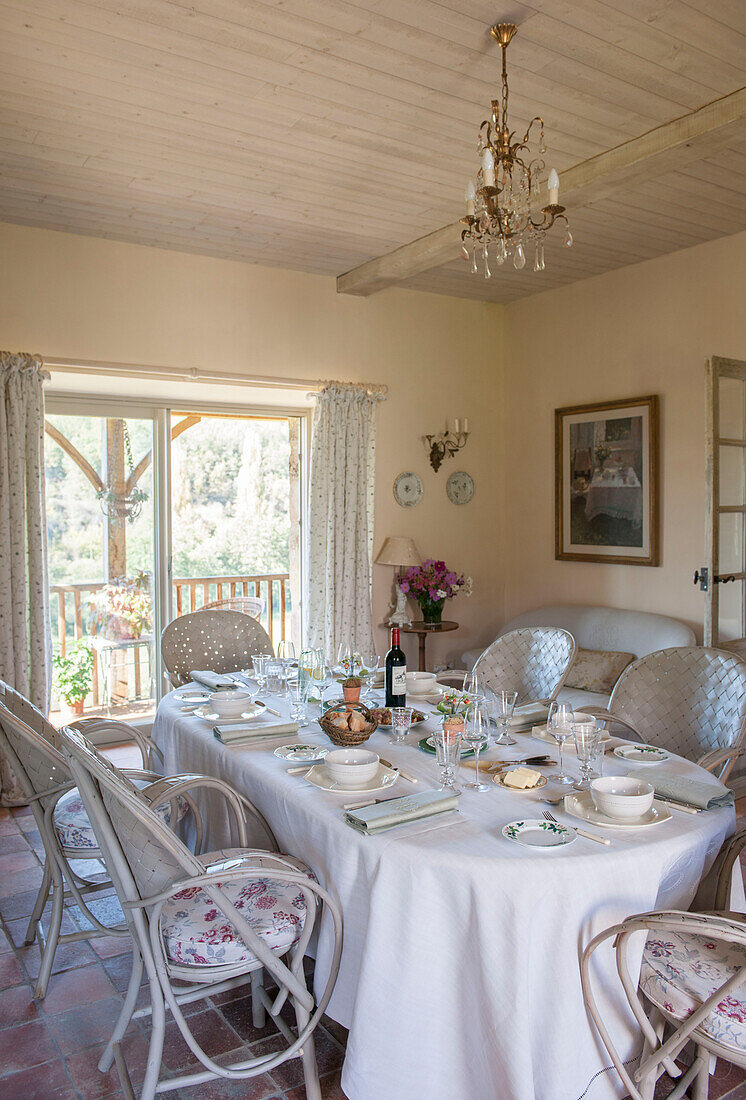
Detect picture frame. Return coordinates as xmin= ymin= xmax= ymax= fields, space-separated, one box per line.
xmin=555 ymin=394 xmax=659 ymax=566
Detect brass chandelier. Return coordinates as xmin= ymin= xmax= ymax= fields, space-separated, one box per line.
xmin=461 ymin=23 xmax=573 ymax=277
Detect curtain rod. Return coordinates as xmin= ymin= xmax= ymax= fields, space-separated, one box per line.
xmin=43 ymin=356 xmax=322 ymax=393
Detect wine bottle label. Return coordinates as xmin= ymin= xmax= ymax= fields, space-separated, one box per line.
xmin=392 ymin=666 xmax=407 ymax=694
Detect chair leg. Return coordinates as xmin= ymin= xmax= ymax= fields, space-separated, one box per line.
xmin=139 ymin=979 xmax=166 ymax=1100
xmin=98 ymin=948 xmax=143 ymax=1073
xmin=692 ymin=1047 xmax=710 ymax=1100
xmin=24 ymin=860 xmax=51 ymax=946
xmin=251 ymin=968 xmax=266 ymax=1029
xmin=33 ymin=868 xmax=64 ymax=1000
xmin=293 ymin=997 xmax=321 ymax=1100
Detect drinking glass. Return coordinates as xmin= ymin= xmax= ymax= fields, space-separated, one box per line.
xmin=462 ymin=704 xmax=490 ymax=792
xmin=264 ymin=660 xmax=284 ymax=694
xmin=391 ymin=706 xmax=413 ymax=743
xmin=360 ymin=652 xmax=381 ymax=697
xmin=289 ymin=674 xmax=311 ymax=727
xmin=434 ymin=718 xmax=463 ymax=793
xmin=277 ymin=640 xmax=296 ymax=694
xmin=312 ymin=661 xmax=333 ymax=711
xmin=251 ymin=653 xmax=271 ymax=688
xmin=337 ymin=642 xmax=352 ymax=676
xmin=573 ymin=719 xmax=601 ymax=790
xmin=547 ymin=702 xmax=575 ymax=785
xmin=493 ymin=690 xmax=518 ymax=746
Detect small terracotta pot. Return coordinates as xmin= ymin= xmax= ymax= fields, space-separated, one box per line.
xmin=442 ymin=716 xmax=464 ymax=739
xmin=67 ymin=699 xmax=85 ymax=718
xmin=343 ymin=685 xmax=361 ymax=703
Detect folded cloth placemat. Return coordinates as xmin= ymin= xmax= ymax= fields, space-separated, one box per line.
xmin=344 ymin=790 xmax=459 ymax=835
xmin=214 ymin=721 xmax=297 ymax=743
xmin=634 ymin=768 xmax=734 ymax=810
xmin=509 ymin=703 xmax=549 ymax=728
xmin=190 ymin=670 xmax=236 ymax=691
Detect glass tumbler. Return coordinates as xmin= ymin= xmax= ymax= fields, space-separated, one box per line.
xmin=434 ymin=717 xmax=463 ymax=793
xmin=573 ymin=719 xmax=601 ymax=790
xmin=390 ymin=706 xmax=413 ymax=744
xmin=251 ymin=653 xmax=270 ymax=688
xmin=289 ymin=675 xmax=311 ymax=727
xmin=264 ymin=660 xmax=284 ymax=694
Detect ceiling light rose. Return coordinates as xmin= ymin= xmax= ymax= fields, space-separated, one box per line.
xmin=461 ymin=23 xmax=572 ymax=279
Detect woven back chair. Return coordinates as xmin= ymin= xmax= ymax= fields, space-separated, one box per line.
xmin=161 ymin=609 xmax=273 ymax=687
xmin=472 ymin=626 xmax=577 ymax=705
xmin=60 ymin=725 xmax=343 ymax=1100
xmin=581 ymin=830 xmax=746 ymax=1100
xmin=202 ymin=595 xmax=265 ymax=619
xmin=596 ymin=647 xmax=746 ymax=781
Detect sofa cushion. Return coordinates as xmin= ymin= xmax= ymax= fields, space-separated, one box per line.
xmin=564 ymin=648 xmax=635 ymax=693
xmin=556 ymin=686 xmax=609 ymax=711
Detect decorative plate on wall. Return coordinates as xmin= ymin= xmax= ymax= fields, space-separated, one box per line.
xmin=393 ymin=471 xmax=424 ymax=507
xmin=447 ymin=471 xmax=474 ymax=505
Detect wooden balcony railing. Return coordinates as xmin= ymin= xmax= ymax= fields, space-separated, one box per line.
xmin=50 ymin=573 xmax=292 ymax=709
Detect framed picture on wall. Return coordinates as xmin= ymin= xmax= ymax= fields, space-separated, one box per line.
xmin=555 ymin=394 xmax=659 ymax=566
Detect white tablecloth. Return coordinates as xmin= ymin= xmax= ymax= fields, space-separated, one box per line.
xmin=153 ymin=690 xmax=737 ymax=1100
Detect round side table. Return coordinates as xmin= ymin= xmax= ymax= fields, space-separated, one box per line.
xmin=399 ymin=620 xmax=459 ymax=672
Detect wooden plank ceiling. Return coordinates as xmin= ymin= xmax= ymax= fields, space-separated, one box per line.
xmin=0 ymin=0 xmax=744 ymax=303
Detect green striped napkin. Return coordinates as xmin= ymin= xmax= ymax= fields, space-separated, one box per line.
xmin=344 ymin=790 xmax=459 ymax=835
xmin=634 ymin=768 xmax=734 ymax=810
xmin=213 ymin=722 xmax=297 ymax=744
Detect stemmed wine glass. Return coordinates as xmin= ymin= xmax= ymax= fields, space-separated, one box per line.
xmin=434 ymin=718 xmax=462 ymax=793
xmin=547 ymin=702 xmax=575 ymax=785
xmin=251 ymin=653 xmax=271 ymax=689
xmin=573 ymin=718 xmax=601 ymax=790
xmin=312 ymin=661 xmax=333 ymax=711
xmin=462 ymin=704 xmax=490 ymax=792
xmin=360 ymin=652 xmax=381 ymax=697
xmin=493 ymin=690 xmax=518 ymax=746
xmin=277 ymin=640 xmax=296 ymax=695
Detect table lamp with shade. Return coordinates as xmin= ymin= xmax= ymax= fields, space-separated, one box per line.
xmin=374 ymin=537 xmax=421 ymax=627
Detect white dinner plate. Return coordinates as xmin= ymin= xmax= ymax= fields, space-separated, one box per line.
xmin=177 ymin=690 xmax=211 ymax=703
xmin=613 ymin=744 xmax=670 ymax=764
xmin=494 ymin=773 xmax=548 ymax=792
xmin=193 ymin=702 xmax=266 ymax=722
xmin=303 ymin=763 xmax=398 ymax=794
xmin=425 ymin=735 xmax=477 ymax=757
xmin=502 ymin=819 xmax=576 ymax=848
xmin=273 ymin=743 xmax=329 ymax=762
xmin=564 ymin=790 xmax=671 ymax=829
xmin=530 ymin=726 xmax=611 ymax=752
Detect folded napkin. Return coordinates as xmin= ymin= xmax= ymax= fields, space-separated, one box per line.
xmin=509 ymin=703 xmax=549 ymax=728
xmin=213 ymin=721 xmax=297 ymax=744
xmin=190 ymin=670 xmax=236 ymax=691
xmin=344 ymin=790 xmax=459 ymax=835
xmin=634 ymin=768 xmax=734 ymax=810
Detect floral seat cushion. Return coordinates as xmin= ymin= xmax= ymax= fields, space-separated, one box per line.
xmin=160 ymin=850 xmax=313 ymax=968
xmin=54 ymin=783 xmax=185 ymax=851
xmin=640 ymin=929 xmax=746 ymax=1054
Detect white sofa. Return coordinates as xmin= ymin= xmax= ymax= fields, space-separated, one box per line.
xmin=462 ymin=604 xmax=697 ymax=710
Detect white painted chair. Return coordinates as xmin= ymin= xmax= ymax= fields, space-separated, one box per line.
xmin=0 ymin=682 xmax=193 ymax=998
xmin=161 ymin=609 xmax=273 ymax=687
xmin=60 ymin=724 xmax=343 ymax=1100
xmin=203 ymin=595 xmax=265 ymax=619
xmin=472 ymin=626 xmax=577 ymax=705
xmin=585 ymin=647 xmax=746 ymax=782
xmin=581 ymin=830 xmax=746 ymax=1100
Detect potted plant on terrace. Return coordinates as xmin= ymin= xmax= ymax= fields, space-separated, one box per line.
xmin=398 ymin=559 xmax=471 ymax=625
xmin=53 ymin=643 xmax=94 ymax=717
xmin=87 ymin=572 xmax=152 ymax=641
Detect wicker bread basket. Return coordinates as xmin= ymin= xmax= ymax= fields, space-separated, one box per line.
xmin=319 ymin=702 xmax=379 ymax=747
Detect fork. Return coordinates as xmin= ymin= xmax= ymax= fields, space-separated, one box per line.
xmin=542 ymin=809 xmax=610 ymax=846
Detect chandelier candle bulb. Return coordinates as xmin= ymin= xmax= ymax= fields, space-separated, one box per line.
xmin=548 ymin=168 xmax=560 ymax=205
xmin=481 ymin=147 xmax=495 ymax=188
xmin=465 ymin=180 xmax=476 ymax=216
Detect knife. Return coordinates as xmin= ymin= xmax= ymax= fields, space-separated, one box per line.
xmin=377 ymin=757 xmax=418 ymax=783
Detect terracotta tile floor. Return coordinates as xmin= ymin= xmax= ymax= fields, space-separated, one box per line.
xmin=1 ymin=785 xmax=746 ymax=1100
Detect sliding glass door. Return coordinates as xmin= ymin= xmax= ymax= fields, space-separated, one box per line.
xmin=45 ymin=396 xmax=305 ymax=728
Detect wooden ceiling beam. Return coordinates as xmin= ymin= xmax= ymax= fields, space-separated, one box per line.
xmin=337 ymin=85 xmax=746 ymax=297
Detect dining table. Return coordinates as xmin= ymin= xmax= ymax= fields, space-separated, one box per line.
xmin=152 ymin=685 xmax=740 ymax=1100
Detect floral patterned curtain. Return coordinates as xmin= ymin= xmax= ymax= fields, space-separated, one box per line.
xmin=0 ymin=352 xmax=52 ymax=804
xmin=306 ymin=381 xmax=384 ymax=659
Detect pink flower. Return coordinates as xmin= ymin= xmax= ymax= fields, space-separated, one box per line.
xmin=254 ymin=895 xmax=277 ymax=909
xmin=718 ymin=996 xmax=746 ymax=1023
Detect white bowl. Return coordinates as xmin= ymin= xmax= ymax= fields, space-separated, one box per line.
xmin=590 ymin=776 xmax=655 ymax=821
xmin=210 ymin=690 xmax=252 ymax=717
xmin=405 ymin=672 xmax=437 ymax=696
xmin=325 ymin=748 xmax=380 ymax=788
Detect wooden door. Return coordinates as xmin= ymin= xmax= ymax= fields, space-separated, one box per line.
xmin=702 ymin=357 xmax=746 ymax=656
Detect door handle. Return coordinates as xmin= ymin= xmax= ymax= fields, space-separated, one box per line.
xmin=694 ymin=567 xmax=737 ymax=591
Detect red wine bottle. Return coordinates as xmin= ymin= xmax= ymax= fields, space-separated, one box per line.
xmin=385 ymin=627 xmax=407 ymax=707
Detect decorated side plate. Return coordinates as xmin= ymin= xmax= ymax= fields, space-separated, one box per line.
xmin=502 ymin=819 xmax=576 ymax=848
xmin=446 ymin=470 xmax=474 ymax=505
xmin=613 ymin=744 xmax=670 ymax=764
xmin=494 ymin=773 xmax=548 ymax=792
xmin=273 ymin=744 xmax=329 ymax=762
xmin=393 ymin=471 xmax=424 ymax=508
xmin=419 ymin=736 xmax=475 ymax=758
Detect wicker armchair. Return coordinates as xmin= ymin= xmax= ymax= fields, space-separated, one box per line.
xmin=60 ymin=725 xmax=342 ymax=1100
xmin=581 ymin=829 xmax=746 ymax=1100
xmin=0 ymin=681 xmax=190 ymax=998
xmin=472 ymin=626 xmax=577 ymax=705
xmin=161 ymin=609 xmax=273 ymax=687
xmin=202 ymin=595 xmax=265 ymax=619
xmin=584 ymin=647 xmax=746 ymax=781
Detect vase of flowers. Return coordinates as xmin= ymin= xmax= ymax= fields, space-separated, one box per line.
xmin=398 ymin=559 xmax=471 ymax=625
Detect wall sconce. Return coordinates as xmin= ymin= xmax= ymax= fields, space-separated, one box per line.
xmin=424 ymin=418 xmax=470 ymax=472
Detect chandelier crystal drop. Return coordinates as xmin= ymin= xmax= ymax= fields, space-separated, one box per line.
xmin=461 ymin=23 xmax=572 ymax=279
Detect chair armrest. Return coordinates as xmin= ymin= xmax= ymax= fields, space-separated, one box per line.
xmin=143 ymin=774 xmax=277 ymax=851
xmin=715 ymin=825 xmax=746 ymax=911
xmin=697 ymin=747 xmax=742 ymax=782
xmin=70 ymin=718 xmax=163 ymax=770
xmin=580 ymin=708 xmax=643 ymax=740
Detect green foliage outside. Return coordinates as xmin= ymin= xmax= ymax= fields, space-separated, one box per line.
xmin=52 ymin=643 xmax=94 ymax=704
